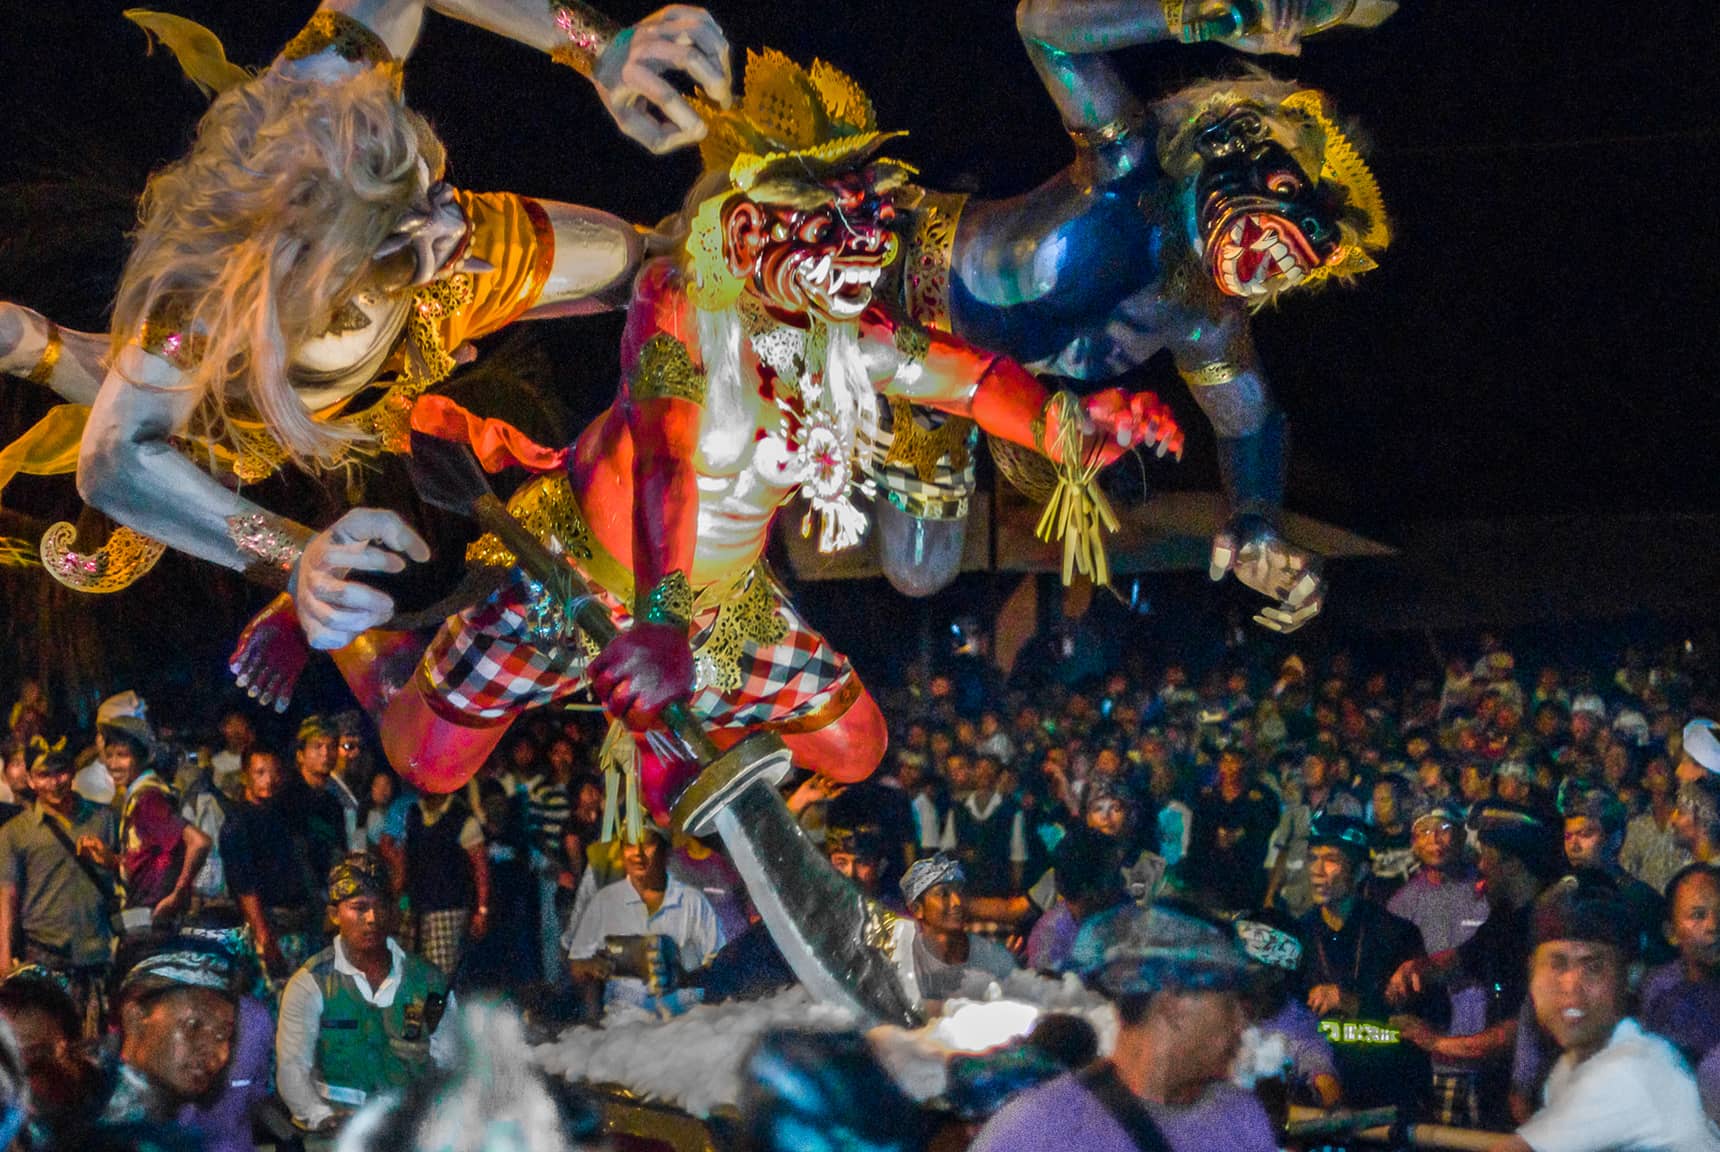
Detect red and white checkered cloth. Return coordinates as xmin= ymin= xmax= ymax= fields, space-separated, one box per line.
xmin=422 ymin=564 xmax=854 ymax=732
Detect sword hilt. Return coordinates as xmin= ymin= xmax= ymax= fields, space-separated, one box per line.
xmin=473 ymin=493 xmax=720 ymax=764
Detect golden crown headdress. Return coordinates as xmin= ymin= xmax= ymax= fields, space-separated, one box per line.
xmin=693 ymin=49 xmax=913 ymax=205
xmin=1280 ymin=89 xmax=1390 ymax=284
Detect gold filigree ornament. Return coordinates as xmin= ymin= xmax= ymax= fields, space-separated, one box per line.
xmin=465 ymin=472 xmax=597 ymax=572
xmin=1281 ymin=89 xmax=1390 ymax=285
xmin=221 ymin=275 xmax=474 ymax=482
xmin=1034 ymin=391 xmax=1121 ymax=588
xmin=280 ymin=9 xmax=402 ymax=89
xmin=685 ymin=192 xmax=746 ymax=312
xmin=638 ymin=570 xmax=694 ymax=630
xmin=692 ymin=568 xmax=787 ymax=694
xmin=904 ymin=191 xmax=967 ymax=333
xmin=883 ymin=397 xmax=972 ymax=483
xmin=39 ymin=522 xmax=167 ymax=594
xmin=1180 ymin=360 xmax=1244 ymax=388
xmin=630 ymin=335 xmax=707 ymax=406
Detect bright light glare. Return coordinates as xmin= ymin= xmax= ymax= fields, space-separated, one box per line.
xmin=931 ymin=999 xmax=1041 ymax=1053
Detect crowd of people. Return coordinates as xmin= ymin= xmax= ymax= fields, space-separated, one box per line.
xmin=0 ymin=627 xmax=1715 ymax=1151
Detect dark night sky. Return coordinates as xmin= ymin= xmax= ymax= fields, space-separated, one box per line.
xmin=2 ymin=0 xmax=1715 ymax=546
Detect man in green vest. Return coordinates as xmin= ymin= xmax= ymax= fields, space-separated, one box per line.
xmin=276 ymin=852 xmax=451 ymax=1144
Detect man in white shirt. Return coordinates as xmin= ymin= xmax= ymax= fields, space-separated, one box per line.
xmin=276 ymin=854 xmax=455 ymax=1141
xmin=1490 ymin=884 xmax=1720 ymax=1152
xmin=891 ymin=853 xmax=1016 ymax=1007
xmin=210 ymin=710 xmax=255 ymax=799
xmin=565 ymin=821 xmax=724 ymax=1014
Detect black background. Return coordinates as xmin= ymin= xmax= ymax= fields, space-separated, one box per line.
xmin=1 ymin=2 xmax=1715 ymax=712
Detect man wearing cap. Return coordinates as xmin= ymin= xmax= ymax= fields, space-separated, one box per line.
xmin=892 ymin=853 xmax=1017 ymax=1006
xmin=72 ymin=690 xmax=149 ymax=806
xmin=565 ymin=821 xmax=725 ymax=1015
xmin=277 ymin=853 xmax=454 ymax=1142
xmin=1681 ymin=720 xmax=1720 ymax=785
xmin=1389 ymin=801 xmax=1492 ymax=1126
xmin=172 ymin=921 xmax=278 ymax=1152
xmin=1559 ymin=785 xmax=1669 ymax=964
xmin=1264 ymin=749 xmax=1363 ymax=917
xmin=1293 ymin=813 xmax=1430 ymax=1112
xmin=0 ymin=744 xmax=116 ymax=1032
xmin=1389 ymin=804 xmax=1562 ymax=1127
xmin=101 ymin=707 xmax=212 ymax=935
xmin=1486 ymin=887 xmax=1720 ymax=1152
xmin=1234 ymin=912 xmax=1342 ymax=1109
xmin=971 ymin=903 xmax=1275 ymax=1152
xmin=99 ymin=945 xmax=239 ymax=1127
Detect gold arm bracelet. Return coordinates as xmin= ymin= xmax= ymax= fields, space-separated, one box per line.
xmin=1161 ymin=0 xmax=1187 ymax=36
xmin=226 ymin=512 xmax=315 ymax=588
xmin=1179 ymin=360 xmax=1246 ymax=388
xmin=549 ymin=0 xmax=622 ymax=80
xmin=23 ymin=322 xmax=61 ymax=387
xmin=637 ymin=570 xmax=694 ymax=630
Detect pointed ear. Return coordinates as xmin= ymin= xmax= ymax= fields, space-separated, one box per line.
xmin=723 ymin=199 xmax=771 ymax=279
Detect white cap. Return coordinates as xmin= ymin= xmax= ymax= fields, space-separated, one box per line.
xmin=1684 ymin=719 xmax=1720 ymax=775
xmin=96 ymin=690 xmax=147 ymax=725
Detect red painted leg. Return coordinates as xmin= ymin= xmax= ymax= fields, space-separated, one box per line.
xmin=780 ymin=683 xmax=887 ymax=783
xmin=332 ymin=636 xmax=509 ymax=795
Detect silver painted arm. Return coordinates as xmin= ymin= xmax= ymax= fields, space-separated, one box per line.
xmin=1017 ymin=0 xmax=1315 ymax=56
xmin=77 ymin=347 xmax=307 ymax=576
xmin=78 ymin=347 xmax=427 ymax=647
xmin=0 ymin=305 xmax=107 ymax=406
xmin=1016 ymin=0 xmax=1178 ymax=52
xmin=522 ymin=201 xmax=645 ymax=318
xmin=1173 ymin=329 xmax=1323 ymax=632
xmin=306 ymin=0 xmax=732 ymax=153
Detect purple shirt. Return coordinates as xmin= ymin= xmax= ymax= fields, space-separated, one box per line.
xmin=1641 ymin=962 xmax=1720 ymax=1068
xmin=972 ymin=1071 xmax=1277 ymax=1152
xmin=1258 ymin=1000 xmax=1339 ymax=1090
xmin=1026 ymin=901 xmax=1079 ymax=972
xmin=178 ymin=995 xmax=273 ymax=1152
xmin=1388 ymin=869 xmax=1491 ymax=1070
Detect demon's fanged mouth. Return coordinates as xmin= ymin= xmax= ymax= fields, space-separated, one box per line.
xmin=793 ymin=253 xmax=884 ymax=317
xmin=1208 ymin=212 xmax=1322 ymax=297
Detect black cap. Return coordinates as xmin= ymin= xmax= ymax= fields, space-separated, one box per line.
xmin=1308 ymin=813 xmax=1371 ymax=861
xmin=1531 ymin=877 xmax=1636 ymax=961
xmin=1473 ymin=803 xmax=1564 ymax=881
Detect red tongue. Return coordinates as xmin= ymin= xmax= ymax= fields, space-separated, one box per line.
xmin=1236 ymin=245 xmax=1267 ymax=285
xmin=1233 ymin=216 xmax=1269 ymax=285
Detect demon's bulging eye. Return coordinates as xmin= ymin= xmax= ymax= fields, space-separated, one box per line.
xmin=797 ymin=215 xmax=831 ymax=244
xmin=1268 ymin=172 xmax=1302 ymax=197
